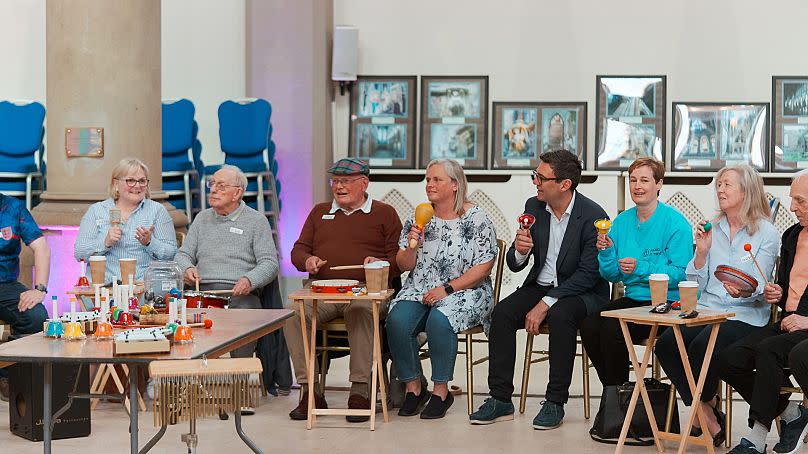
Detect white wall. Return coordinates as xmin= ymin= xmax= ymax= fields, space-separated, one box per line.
xmin=0 ymin=0 xmax=245 ymax=167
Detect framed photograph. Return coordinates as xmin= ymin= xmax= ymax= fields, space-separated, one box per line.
xmin=420 ymin=76 xmax=488 ymax=169
xmin=772 ymin=76 xmax=808 ymax=171
xmin=595 ymin=75 xmax=666 ymax=170
xmin=672 ymin=102 xmax=769 ymax=171
xmin=349 ymin=75 xmax=417 ymax=168
xmin=491 ymin=102 xmax=586 ymax=169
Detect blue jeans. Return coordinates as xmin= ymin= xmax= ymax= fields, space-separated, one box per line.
xmin=386 ymin=300 xmax=457 ymax=383
xmin=0 ymin=281 xmax=48 ymax=379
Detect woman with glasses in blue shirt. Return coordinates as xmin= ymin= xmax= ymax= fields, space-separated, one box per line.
xmin=655 ymin=164 xmax=779 ymax=446
xmin=75 ymin=158 xmax=177 ymax=284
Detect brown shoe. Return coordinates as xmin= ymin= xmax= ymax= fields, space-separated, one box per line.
xmin=346 ymin=394 xmax=371 ymax=423
xmin=0 ymin=377 xmax=8 ymax=402
xmin=288 ymin=390 xmax=327 ymax=420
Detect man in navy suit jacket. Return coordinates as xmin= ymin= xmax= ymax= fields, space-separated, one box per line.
xmin=470 ymin=150 xmax=609 ymax=429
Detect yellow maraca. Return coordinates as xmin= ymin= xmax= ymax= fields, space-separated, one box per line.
xmin=409 ymin=203 xmax=434 ymax=249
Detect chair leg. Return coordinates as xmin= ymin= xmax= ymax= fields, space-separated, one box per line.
xmin=466 ymin=333 xmax=474 ymax=415
xmin=319 ymin=330 xmax=328 ymax=395
xmin=183 ymin=172 xmax=192 ymax=222
xmin=519 ymin=334 xmax=534 ymax=414
xmin=665 ymin=383 xmax=676 ymax=433
xmin=725 ymin=382 xmax=732 ymax=448
xmin=582 ymin=345 xmax=590 ymax=419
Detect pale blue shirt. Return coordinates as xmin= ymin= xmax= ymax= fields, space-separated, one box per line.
xmin=74 ymin=198 xmax=177 ymax=282
xmin=513 ymin=192 xmax=577 ymax=307
xmin=686 ymin=217 xmax=780 ymax=326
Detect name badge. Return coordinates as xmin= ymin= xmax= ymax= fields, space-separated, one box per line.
xmin=230 ymin=227 xmax=243 ymax=235
xmin=322 ymin=214 xmax=335 ymax=220
xmin=96 ymin=219 xmax=108 ymax=226
xmin=739 ymin=254 xmax=753 ymax=263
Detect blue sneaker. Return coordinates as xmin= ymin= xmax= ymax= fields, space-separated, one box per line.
xmin=728 ymin=438 xmax=767 ymax=454
xmin=469 ymin=397 xmax=514 ymax=425
xmin=774 ymin=404 xmax=808 ymax=454
xmin=532 ymin=400 xmax=564 ymax=430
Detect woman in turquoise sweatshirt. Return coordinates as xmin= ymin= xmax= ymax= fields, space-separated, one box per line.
xmin=580 ymin=157 xmax=693 ymax=388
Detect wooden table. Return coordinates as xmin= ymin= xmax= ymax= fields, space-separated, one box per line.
xmin=288 ymin=288 xmax=394 ymax=430
xmin=0 ymin=308 xmax=292 ymax=454
xmin=602 ymin=307 xmax=734 ymax=454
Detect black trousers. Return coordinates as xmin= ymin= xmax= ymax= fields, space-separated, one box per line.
xmin=487 ymin=283 xmax=588 ymax=405
xmin=716 ymin=322 xmax=808 ymax=429
xmin=656 ymin=319 xmax=756 ymax=406
xmin=790 ymin=339 xmax=808 ymax=393
xmin=579 ymin=297 xmax=653 ymax=386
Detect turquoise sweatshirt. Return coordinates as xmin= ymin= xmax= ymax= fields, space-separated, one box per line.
xmin=598 ymin=202 xmax=694 ymax=301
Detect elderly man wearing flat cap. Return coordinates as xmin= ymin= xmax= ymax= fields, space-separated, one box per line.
xmin=285 ymin=157 xmax=402 ymax=422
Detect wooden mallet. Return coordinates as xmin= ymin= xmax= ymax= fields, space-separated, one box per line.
xmin=744 ymin=243 xmax=770 ymax=285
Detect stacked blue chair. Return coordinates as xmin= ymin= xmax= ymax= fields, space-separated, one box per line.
xmin=0 ymin=100 xmax=46 ymax=210
xmin=161 ymin=99 xmax=200 ymax=222
xmin=204 ymin=99 xmax=281 ymax=248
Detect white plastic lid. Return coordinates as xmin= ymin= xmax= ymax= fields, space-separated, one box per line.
xmin=364 ymin=261 xmax=390 ymax=269
xmin=678 ymin=280 xmax=699 ymax=288
xmin=649 ymin=273 xmax=669 ymax=281
xmin=89 ymin=255 xmax=106 ymax=261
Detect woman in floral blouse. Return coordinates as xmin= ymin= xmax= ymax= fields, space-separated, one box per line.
xmin=387 ymin=158 xmax=498 ymax=420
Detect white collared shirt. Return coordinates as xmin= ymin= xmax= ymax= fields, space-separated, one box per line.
xmin=330 ymin=194 xmax=373 ymax=216
xmin=513 ymin=191 xmax=576 ymax=307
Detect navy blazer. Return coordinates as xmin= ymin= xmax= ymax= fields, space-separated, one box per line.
xmin=506 ymin=191 xmax=610 ymax=315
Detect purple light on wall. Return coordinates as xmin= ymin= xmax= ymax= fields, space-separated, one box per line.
xmin=40 ymin=225 xmax=82 ymax=317
xmin=277 ymin=149 xmax=309 ymax=278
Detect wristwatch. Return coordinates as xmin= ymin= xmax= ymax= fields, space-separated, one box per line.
xmin=443 ymin=283 xmax=454 ymax=295
xmin=34 ymin=284 xmax=47 ymax=293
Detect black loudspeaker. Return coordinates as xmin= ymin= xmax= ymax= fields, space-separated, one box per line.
xmin=9 ymin=363 xmax=91 ymax=441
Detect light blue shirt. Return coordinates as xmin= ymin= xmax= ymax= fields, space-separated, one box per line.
xmin=686 ymin=217 xmax=780 ymax=327
xmin=598 ymin=202 xmax=693 ymax=302
xmin=74 ymin=198 xmax=177 ymax=283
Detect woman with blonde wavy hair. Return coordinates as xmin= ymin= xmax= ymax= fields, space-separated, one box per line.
xmin=655 ymin=164 xmax=780 ymax=446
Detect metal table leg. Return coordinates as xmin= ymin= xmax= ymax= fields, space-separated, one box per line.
xmin=43 ymin=361 xmax=52 ymax=454
xmin=130 ymin=364 xmax=139 ymax=454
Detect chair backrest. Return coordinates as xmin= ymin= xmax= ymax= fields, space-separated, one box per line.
xmin=218 ymin=98 xmax=272 ymax=157
xmin=769 ymin=197 xmax=781 ymax=223
xmin=162 ymin=99 xmax=196 ymax=156
xmin=176 ymin=231 xmax=186 ymax=248
xmin=492 ymin=239 xmax=507 ymax=304
xmin=0 ymin=100 xmax=46 ymax=158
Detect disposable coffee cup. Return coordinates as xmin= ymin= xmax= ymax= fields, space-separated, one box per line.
xmin=119 ymin=258 xmax=137 ymax=284
xmin=89 ymin=256 xmax=106 ymax=284
xmin=678 ymin=281 xmax=699 ymax=313
xmin=649 ymin=273 xmax=670 ymax=306
xmin=364 ymin=261 xmax=390 ymax=295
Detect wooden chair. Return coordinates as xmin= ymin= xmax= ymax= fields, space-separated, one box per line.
xmin=176 ymin=230 xmax=186 ymax=248
xmin=456 ymin=239 xmax=507 ymax=414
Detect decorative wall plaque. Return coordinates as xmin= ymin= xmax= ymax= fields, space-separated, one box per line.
xmin=65 ymin=127 xmax=104 ymax=158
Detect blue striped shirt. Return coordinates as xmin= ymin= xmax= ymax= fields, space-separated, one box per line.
xmin=74 ymin=198 xmax=177 ymax=282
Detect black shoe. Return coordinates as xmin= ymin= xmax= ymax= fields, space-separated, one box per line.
xmin=773 ymin=404 xmax=808 ymax=454
xmin=420 ymin=393 xmax=454 ymax=419
xmin=728 ymin=437 xmax=767 ymax=453
xmin=398 ymin=390 xmax=430 ymax=417
xmin=710 ymin=404 xmax=727 ymax=447
xmin=288 ymin=390 xmax=328 ymax=420
xmin=346 ymin=394 xmax=370 ymax=423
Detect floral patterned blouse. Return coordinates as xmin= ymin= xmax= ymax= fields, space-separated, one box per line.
xmin=390 ymin=204 xmax=498 ymax=333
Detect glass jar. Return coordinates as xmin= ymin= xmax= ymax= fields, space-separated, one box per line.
xmin=142 ymin=260 xmax=183 ymax=308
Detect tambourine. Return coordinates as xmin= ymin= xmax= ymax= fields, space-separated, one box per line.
xmin=311 ymin=279 xmax=360 ymax=294
xmin=714 ymin=265 xmax=758 ymax=293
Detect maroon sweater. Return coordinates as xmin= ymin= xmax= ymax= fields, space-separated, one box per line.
xmin=291 ymin=200 xmax=402 ymax=283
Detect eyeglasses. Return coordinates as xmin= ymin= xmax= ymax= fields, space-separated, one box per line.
xmin=117 ymin=178 xmax=149 ymax=187
xmin=329 ymin=177 xmax=364 ymax=187
xmin=206 ymin=180 xmax=240 ymax=191
xmin=531 ymin=170 xmax=563 ymax=184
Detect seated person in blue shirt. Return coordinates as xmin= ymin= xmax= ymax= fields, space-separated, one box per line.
xmin=580 ymin=157 xmax=693 ymax=386
xmin=74 ymin=157 xmax=177 ymax=283
xmin=655 ymin=164 xmax=779 ymax=446
xmin=0 ymin=193 xmax=51 ymax=400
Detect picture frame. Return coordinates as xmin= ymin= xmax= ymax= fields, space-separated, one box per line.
xmin=771 ymin=76 xmax=808 ymax=172
xmin=491 ymin=102 xmax=587 ymax=170
xmin=672 ymin=102 xmax=769 ymax=172
xmin=595 ymin=75 xmax=666 ymax=170
xmin=419 ymin=75 xmax=488 ymax=169
xmin=349 ymin=75 xmax=417 ymax=169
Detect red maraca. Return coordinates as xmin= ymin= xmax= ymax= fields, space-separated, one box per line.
xmin=744 ymin=243 xmax=769 ymax=285
xmin=518 ymin=213 xmax=536 ymax=229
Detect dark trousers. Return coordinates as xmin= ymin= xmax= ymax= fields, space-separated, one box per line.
xmin=716 ymin=322 xmax=808 ymax=429
xmin=789 ymin=339 xmax=808 ymax=393
xmin=487 ymin=283 xmax=588 ymax=405
xmin=656 ymin=319 xmax=756 ymax=406
xmin=0 ymin=281 xmax=48 ymax=335
xmin=579 ymin=297 xmax=654 ymax=386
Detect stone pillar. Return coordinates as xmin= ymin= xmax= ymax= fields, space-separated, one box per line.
xmin=25 ymin=0 xmax=186 ymax=292
xmin=246 ymin=0 xmax=333 ymax=278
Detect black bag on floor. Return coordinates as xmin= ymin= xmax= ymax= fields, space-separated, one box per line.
xmin=589 ymin=378 xmax=679 ymax=446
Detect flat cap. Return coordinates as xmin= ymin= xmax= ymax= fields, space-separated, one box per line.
xmin=327 ymin=157 xmax=370 ymax=175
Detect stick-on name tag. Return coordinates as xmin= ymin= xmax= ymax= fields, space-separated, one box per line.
xmin=96 ymin=219 xmax=108 ymax=226
xmin=229 ymin=227 xmax=243 ymax=235
xmin=322 ymin=214 xmax=335 ymax=220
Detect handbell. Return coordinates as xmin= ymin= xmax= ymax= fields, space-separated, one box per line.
xmin=409 ymin=203 xmax=434 ymax=249
xmin=173 ymin=324 xmax=194 ymax=343
xmin=93 ymin=321 xmax=113 ymax=339
xmin=45 ymin=320 xmax=64 ymax=338
xmin=63 ymin=321 xmax=85 ymax=340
